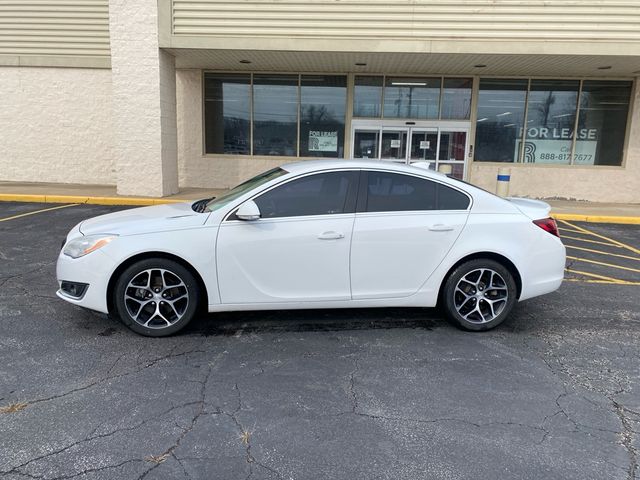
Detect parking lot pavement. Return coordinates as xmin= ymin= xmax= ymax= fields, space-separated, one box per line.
xmin=0 ymin=202 xmax=638 ymax=480
xmin=561 ymin=220 xmax=640 ymax=286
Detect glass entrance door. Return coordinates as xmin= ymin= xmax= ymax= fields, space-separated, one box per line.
xmin=380 ymin=129 xmax=408 ymax=161
xmin=408 ymin=129 xmax=438 ymax=162
xmin=351 ymin=121 xmax=470 ymax=180
xmin=436 ymin=130 xmax=467 ymax=180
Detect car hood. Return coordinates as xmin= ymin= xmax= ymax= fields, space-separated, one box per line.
xmin=79 ymin=202 xmax=209 ymax=236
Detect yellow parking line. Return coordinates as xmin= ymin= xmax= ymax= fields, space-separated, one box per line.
xmin=564 ymin=278 xmax=619 ymax=285
xmin=0 ymin=203 xmax=78 ymax=223
xmin=561 ymin=234 xmax=622 ymax=248
xmin=558 ymin=227 xmax=592 ymax=235
xmin=559 ymin=220 xmax=640 ymax=255
xmin=565 ymin=268 xmax=639 ymax=285
xmin=565 ymin=245 xmax=640 ymax=262
xmin=567 ymin=255 xmax=640 ymax=274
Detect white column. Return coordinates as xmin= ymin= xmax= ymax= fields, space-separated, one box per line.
xmin=108 ymin=0 xmax=178 ymax=197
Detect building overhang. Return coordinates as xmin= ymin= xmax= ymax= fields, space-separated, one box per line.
xmin=166 ymin=48 xmax=640 ymax=77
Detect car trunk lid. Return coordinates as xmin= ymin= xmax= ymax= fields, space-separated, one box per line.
xmin=506 ymin=197 xmax=551 ymax=220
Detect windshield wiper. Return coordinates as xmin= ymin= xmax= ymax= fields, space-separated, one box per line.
xmin=191 ymin=197 xmax=215 ymax=213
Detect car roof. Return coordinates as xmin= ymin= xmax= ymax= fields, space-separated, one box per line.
xmin=279 ymin=159 xmax=504 ymax=209
xmin=281 ymin=159 xmax=448 ymax=179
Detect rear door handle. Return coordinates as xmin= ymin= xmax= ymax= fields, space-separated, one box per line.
xmin=428 ymin=224 xmax=454 ymax=232
xmin=317 ymin=231 xmax=345 ymax=240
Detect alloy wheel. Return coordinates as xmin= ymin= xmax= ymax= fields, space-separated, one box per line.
xmin=124 ymin=268 xmax=189 ymax=328
xmin=453 ymin=268 xmax=509 ymax=324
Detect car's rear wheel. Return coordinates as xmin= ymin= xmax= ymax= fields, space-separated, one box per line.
xmin=443 ymin=259 xmax=517 ymax=331
xmin=113 ymin=258 xmax=200 ymax=337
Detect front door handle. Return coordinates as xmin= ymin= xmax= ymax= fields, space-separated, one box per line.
xmin=428 ymin=224 xmax=454 ymax=232
xmin=317 ymin=231 xmax=345 ymax=240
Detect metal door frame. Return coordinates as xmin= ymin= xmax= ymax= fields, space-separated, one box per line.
xmin=351 ymin=119 xmax=471 ymax=180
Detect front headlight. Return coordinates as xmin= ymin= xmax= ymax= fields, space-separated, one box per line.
xmin=63 ymin=235 xmax=117 ymax=259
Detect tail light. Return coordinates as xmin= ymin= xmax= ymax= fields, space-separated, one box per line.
xmin=533 ymin=217 xmax=559 ymax=237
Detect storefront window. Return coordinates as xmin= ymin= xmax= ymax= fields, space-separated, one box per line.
xmin=252 ymin=75 xmax=298 ymax=156
xmin=383 ymin=77 xmax=440 ymax=119
xmin=204 ymin=74 xmax=251 ymax=155
xmin=474 ymin=79 xmax=528 ymax=162
xmin=300 ymin=75 xmax=347 ymax=158
xmin=475 ymin=78 xmax=632 ymax=166
xmin=523 ymin=80 xmax=579 ymax=164
xmin=441 ymin=78 xmax=472 ymax=120
xmin=353 ymin=76 xmax=383 ymax=118
xmin=576 ymin=81 xmax=632 ymax=166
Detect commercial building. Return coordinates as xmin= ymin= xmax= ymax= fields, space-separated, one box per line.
xmin=1 ymin=1 xmax=639 ymax=202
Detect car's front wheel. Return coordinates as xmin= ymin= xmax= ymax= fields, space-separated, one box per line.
xmin=443 ymin=259 xmax=517 ymax=331
xmin=113 ymin=258 xmax=200 ymax=337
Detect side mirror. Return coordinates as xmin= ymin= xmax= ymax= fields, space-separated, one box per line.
xmin=236 ymin=200 xmax=261 ymax=221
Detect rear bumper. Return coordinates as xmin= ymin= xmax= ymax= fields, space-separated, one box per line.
xmin=56 ymin=249 xmax=116 ymax=314
xmin=519 ymin=275 xmax=564 ymax=301
xmin=518 ymin=237 xmax=566 ymax=301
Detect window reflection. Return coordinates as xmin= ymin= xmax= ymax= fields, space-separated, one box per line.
xmin=354 ymin=76 xmax=383 ymax=118
xmin=474 ymin=78 xmax=632 ymax=166
xmin=300 ymin=75 xmax=346 ymax=158
xmin=577 ymin=81 xmax=631 ymax=166
xmin=523 ymin=80 xmax=579 ymax=165
xmin=253 ymin=75 xmax=298 ymax=156
xmin=441 ymin=78 xmax=472 ymax=120
xmin=383 ymin=77 xmax=441 ymax=119
xmin=204 ymin=74 xmax=251 ymax=154
xmin=474 ymin=79 xmax=528 ymax=162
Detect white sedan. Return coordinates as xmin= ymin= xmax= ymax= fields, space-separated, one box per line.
xmin=57 ymin=160 xmax=565 ymax=336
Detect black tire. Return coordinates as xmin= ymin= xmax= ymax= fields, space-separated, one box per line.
xmin=113 ymin=258 xmax=200 ymax=337
xmin=442 ymin=258 xmax=517 ymax=332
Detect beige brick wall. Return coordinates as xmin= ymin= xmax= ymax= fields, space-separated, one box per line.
xmin=0 ymin=66 xmax=115 ymax=185
xmin=109 ymin=0 xmax=178 ymax=197
xmin=468 ymin=78 xmax=640 ymax=203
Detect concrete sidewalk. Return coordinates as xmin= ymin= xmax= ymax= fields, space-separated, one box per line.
xmin=546 ymin=200 xmax=640 ymax=224
xmin=0 ymin=181 xmax=224 ymax=206
xmin=0 ymin=181 xmax=638 ymax=224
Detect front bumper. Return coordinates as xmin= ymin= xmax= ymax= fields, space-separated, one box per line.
xmin=56 ymin=249 xmax=117 ymax=314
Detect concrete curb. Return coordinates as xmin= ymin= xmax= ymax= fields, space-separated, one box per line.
xmin=1 ymin=193 xmax=639 ymax=225
xmin=0 ymin=194 xmax=183 ymax=206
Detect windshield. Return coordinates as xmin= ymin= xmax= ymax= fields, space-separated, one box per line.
xmin=204 ymin=167 xmax=288 ymax=212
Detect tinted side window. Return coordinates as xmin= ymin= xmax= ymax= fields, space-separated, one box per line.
xmin=365 ymin=172 xmax=437 ymax=212
xmin=255 ymin=171 xmax=356 ymax=218
xmin=437 ymin=184 xmax=470 ymax=210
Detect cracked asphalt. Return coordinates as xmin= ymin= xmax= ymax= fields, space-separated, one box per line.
xmin=0 ymin=201 xmax=639 ymax=480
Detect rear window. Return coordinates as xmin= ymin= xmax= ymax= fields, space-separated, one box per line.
xmin=366 ymin=171 xmax=436 ymax=212
xmin=364 ymin=171 xmax=470 ymax=212
xmin=437 ymin=183 xmax=470 ymax=210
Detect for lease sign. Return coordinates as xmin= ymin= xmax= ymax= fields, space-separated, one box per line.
xmin=514 ymin=127 xmax=598 ymax=164
xmin=309 ymin=131 xmax=338 ymax=152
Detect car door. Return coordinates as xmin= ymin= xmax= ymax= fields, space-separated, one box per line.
xmin=216 ymin=170 xmax=359 ymax=304
xmin=350 ymin=170 xmax=471 ymax=300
